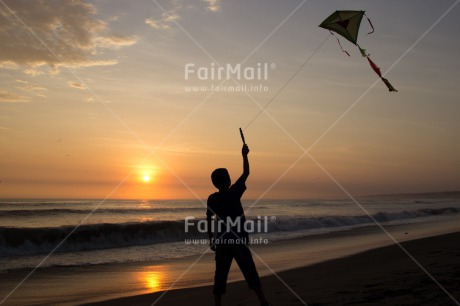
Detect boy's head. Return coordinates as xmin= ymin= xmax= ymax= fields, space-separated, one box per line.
xmin=211 ymin=168 xmax=231 ymax=190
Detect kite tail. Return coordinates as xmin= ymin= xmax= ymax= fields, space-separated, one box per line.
xmin=367 ymin=57 xmax=381 ymax=77
xmin=367 ymin=57 xmax=397 ymax=92
xmin=365 ymin=13 xmax=375 ymax=35
xmin=381 ymin=78 xmax=397 ymax=92
xmin=358 ymin=45 xmax=368 ymax=58
xmin=330 ymin=31 xmax=350 ymax=56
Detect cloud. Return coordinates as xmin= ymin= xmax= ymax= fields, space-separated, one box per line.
xmin=0 ymin=89 xmax=29 ymax=102
xmin=22 ymin=68 xmax=46 ymax=76
xmin=146 ymin=0 xmax=222 ymax=30
xmin=68 ymin=82 xmax=86 ymax=90
xmin=0 ymin=0 xmax=137 ymax=73
xmin=145 ymin=12 xmax=180 ymax=30
xmin=95 ymin=34 xmax=137 ymax=49
xmin=16 ymin=79 xmax=47 ymax=92
xmin=204 ymin=0 xmax=222 ymax=12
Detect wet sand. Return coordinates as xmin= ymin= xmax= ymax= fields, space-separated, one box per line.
xmin=2 ymin=216 xmax=459 ymax=305
xmin=83 ymin=220 xmax=460 ymax=306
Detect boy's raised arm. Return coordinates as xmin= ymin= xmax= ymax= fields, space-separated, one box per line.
xmin=240 ymin=144 xmax=250 ymax=182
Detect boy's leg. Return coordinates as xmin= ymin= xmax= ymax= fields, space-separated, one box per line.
xmin=233 ymin=244 xmax=268 ymax=304
xmin=213 ymin=245 xmax=233 ymax=298
xmin=214 ymin=294 xmax=222 ymax=306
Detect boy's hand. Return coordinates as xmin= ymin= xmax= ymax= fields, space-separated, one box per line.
xmin=210 ymin=237 xmax=216 ymax=252
xmin=242 ymin=144 xmax=249 ymax=156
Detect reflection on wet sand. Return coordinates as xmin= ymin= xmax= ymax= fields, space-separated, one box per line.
xmin=139 ymin=266 xmax=166 ymax=292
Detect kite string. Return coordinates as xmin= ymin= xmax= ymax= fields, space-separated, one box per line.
xmin=243 ymin=33 xmax=331 ymax=131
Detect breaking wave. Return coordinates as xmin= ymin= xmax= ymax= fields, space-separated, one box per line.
xmin=1 ymin=207 xmax=458 ymax=257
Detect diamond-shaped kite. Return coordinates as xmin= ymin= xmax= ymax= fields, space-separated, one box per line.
xmin=320 ymin=10 xmax=397 ymax=92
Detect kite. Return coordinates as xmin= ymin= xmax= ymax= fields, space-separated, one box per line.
xmin=319 ymin=10 xmax=397 ymax=92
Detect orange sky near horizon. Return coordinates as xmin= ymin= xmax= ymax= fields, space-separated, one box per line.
xmin=1 ymin=0 xmax=459 ymax=200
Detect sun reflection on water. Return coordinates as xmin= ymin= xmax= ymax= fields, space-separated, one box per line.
xmin=138 ymin=200 xmax=151 ymax=209
xmin=140 ymin=268 xmax=165 ymax=292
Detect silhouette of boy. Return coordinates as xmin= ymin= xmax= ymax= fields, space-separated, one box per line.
xmin=207 ymin=144 xmax=270 ymax=306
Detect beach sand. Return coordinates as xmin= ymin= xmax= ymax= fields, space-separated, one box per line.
xmin=2 ymin=216 xmax=459 ymax=305
xmin=84 ymin=225 xmax=460 ymax=305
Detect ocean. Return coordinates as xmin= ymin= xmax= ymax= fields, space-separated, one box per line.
xmin=1 ymin=194 xmax=460 ymax=272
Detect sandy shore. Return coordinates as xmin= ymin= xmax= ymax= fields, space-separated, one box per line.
xmin=85 ymin=231 xmax=460 ymax=306
xmin=2 ymin=217 xmax=459 ymax=305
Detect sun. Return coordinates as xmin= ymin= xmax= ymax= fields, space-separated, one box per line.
xmin=136 ymin=164 xmax=159 ymax=186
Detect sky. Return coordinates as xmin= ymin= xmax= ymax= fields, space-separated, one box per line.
xmin=0 ymin=0 xmax=459 ymax=200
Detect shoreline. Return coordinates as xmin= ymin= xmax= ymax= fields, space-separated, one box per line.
xmin=1 ymin=215 xmax=459 ymax=305
xmin=79 ymin=215 xmax=460 ymax=306
xmin=84 ymin=230 xmax=460 ymax=306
